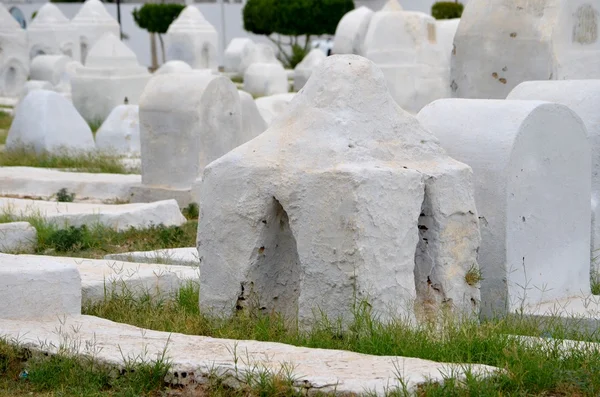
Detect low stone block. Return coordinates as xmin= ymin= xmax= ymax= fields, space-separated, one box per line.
xmin=0 ymin=222 xmax=37 ymax=253
xmin=0 ymin=253 xmax=81 ymax=319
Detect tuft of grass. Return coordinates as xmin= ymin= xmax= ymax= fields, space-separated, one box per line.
xmin=592 ymin=270 xmax=600 ymax=295
xmin=0 ymin=111 xmax=12 ymax=144
xmin=88 ymin=119 xmax=104 ymax=135
xmin=0 ymin=337 xmax=171 ymax=396
xmin=0 ymin=147 xmax=131 ymax=174
xmin=0 ymin=211 xmax=197 ymax=258
xmin=182 ymin=202 xmax=199 ymax=220
xmin=465 ymin=264 xmax=483 ymax=286
xmin=55 ymin=187 xmax=75 ymax=202
xmin=230 ymin=76 xmax=244 ymax=84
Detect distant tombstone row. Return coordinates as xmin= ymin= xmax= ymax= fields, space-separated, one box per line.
xmin=0 ymin=4 xmax=28 ymax=97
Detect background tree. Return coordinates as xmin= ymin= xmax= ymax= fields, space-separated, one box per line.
xmin=431 ymin=2 xmax=464 ymax=19
xmin=132 ymin=3 xmax=185 ymax=70
xmin=243 ymin=0 xmax=354 ymax=68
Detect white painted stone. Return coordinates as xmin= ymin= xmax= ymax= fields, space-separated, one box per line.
xmin=363 ymin=1 xmax=449 ymax=113
xmin=0 ymin=4 xmax=28 ymax=98
xmin=6 ymin=90 xmax=96 ymax=154
xmin=105 ymin=247 xmax=200 ymax=267
xmin=137 ymin=72 xmax=242 ymax=197
xmin=451 ymin=0 xmax=600 ymax=99
xmin=30 ymin=55 xmax=81 ymax=93
xmin=0 ymin=222 xmax=37 ymax=253
xmin=16 ymin=80 xmax=55 ymax=107
xmin=243 ymin=63 xmax=289 ymax=97
xmin=155 ymin=60 xmax=193 ymax=75
xmin=293 ymin=49 xmax=326 ymax=91
xmin=254 ymin=93 xmax=296 ymax=126
xmin=0 ymin=198 xmax=186 ymax=232
xmin=27 ymin=3 xmax=80 ymax=61
xmin=70 ymin=0 xmax=120 ymax=64
xmin=0 ymin=315 xmax=500 ymax=395
xmin=71 ymin=32 xmax=150 ymax=123
xmin=417 ymin=99 xmax=591 ymax=317
xmin=238 ymin=43 xmax=281 ymax=75
xmin=197 ymin=55 xmax=481 ymax=327
xmin=332 ymin=6 xmax=374 ymax=56
xmin=0 ymin=254 xmax=81 ymax=320
xmin=507 ymin=80 xmax=600 ymax=277
xmin=0 ymin=166 xmax=140 ymax=203
xmin=436 ymin=18 xmax=460 ymax=67
xmin=95 ymin=104 xmax=140 ymax=156
xmin=14 ymin=255 xmax=199 ymax=303
xmin=224 ymin=37 xmax=255 ymax=75
xmin=238 ymin=90 xmax=267 ymax=139
xmin=165 ymin=6 xmax=219 ymax=71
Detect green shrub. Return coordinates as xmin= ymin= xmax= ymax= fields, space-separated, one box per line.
xmin=55 ymin=188 xmax=75 ymax=203
xmin=47 ymin=226 xmax=89 ymax=251
xmin=431 ymin=1 xmax=464 ymax=19
xmin=243 ymin=0 xmax=354 ymax=68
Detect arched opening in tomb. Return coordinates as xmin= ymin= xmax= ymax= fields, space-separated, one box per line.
xmin=240 ymin=198 xmax=301 ymax=322
xmin=80 ymin=40 xmax=88 ymax=64
xmin=573 ymin=4 xmax=598 ymax=45
xmin=3 ymin=67 xmax=18 ymax=96
xmin=413 ymin=190 xmax=443 ymax=321
xmin=201 ymin=44 xmax=210 ymax=69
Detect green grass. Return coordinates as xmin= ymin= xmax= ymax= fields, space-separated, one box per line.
xmin=0 ymin=111 xmax=12 ymax=144
xmin=0 ymin=147 xmax=131 ymax=174
xmin=77 ymin=282 xmax=600 ymax=396
xmin=0 ymin=211 xmax=197 ymax=258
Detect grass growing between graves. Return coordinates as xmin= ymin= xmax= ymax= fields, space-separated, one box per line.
xmin=0 ymin=210 xmax=198 ymax=258
xmin=0 ymin=335 xmax=305 ymax=396
xmin=0 ymin=111 xmax=12 ymax=144
xmin=80 ymin=281 xmax=600 ymax=396
xmin=0 ymin=148 xmax=132 ymax=174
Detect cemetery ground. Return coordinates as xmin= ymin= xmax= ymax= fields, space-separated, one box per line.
xmin=2 ymin=283 xmax=600 ymax=396
xmin=2 ymin=106 xmax=600 ymax=396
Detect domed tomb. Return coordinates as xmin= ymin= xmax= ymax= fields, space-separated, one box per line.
xmin=71 ymin=32 xmax=150 ymax=123
xmin=27 ymin=3 xmax=80 ymax=61
xmin=0 ymin=3 xmax=28 ymax=97
xmin=71 ymin=0 xmax=120 ymax=64
xmin=165 ymin=6 xmax=218 ymax=71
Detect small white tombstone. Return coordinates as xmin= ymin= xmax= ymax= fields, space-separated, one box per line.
xmin=255 ymin=93 xmax=296 ymax=126
xmin=332 ymin=6 xmax=374 ymax=56
xmin=238 ymin=90 xmax=267 ymax=139
xmin=507 ymin=80 xmax=600 ymax=276
xmin=30 ymin=55 xmax=81 ymax=93
xmin=243 ymin=63 xmax=288 ymax=98
xmin=165 ymin=6 xmax=219 ymax=71
xmin=71 ymin=32 xmax=150 ymax=124
xmin=293 ymin=49 xmax=327 ymax=91
xmin=27 ymin=3 xmax=80 ymax=61
xmin=7 ymin=90 xmax=96 ymax=154
xmin=417 ymin=99 xmax=591 ymax=317
xmin=0 ymin=4 xmax=28 ymax=98
xmin=363 ymin=0 xmax=449 ymax=113
xmin=239 ymin=43 xmax=282 ymax=75
xmin=197 ymin=55 xmax=481 ymax=327
xmin=155 ymin=60 xmax=193 ymax=75
xmin=130 ymin=72 xmax=243 ymax=206
xmin=224 ymin=38 xmax=255 ymax=75
xmin=95 ymin=104 xmax=140 ymax=156
xmin=71 ymin=0 xmax=120 ymax=64
xmin=451 ymin=0 xmax=600 ymax=99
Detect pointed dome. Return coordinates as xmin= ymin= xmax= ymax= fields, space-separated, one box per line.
xmin=381 ymin=0 xmax=403 ymax=12
xmin=85 ymin=32 xmax=140 ymax=69
xmin=72 ymin=0 xmax=117 ymax=24
xmin=29 ymin=3 xmax=69 ymax=28
xmin=167 ymin=5 xmax=216 ymax=33
xmin=0 ymin=3 xmax=22 ymax=32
